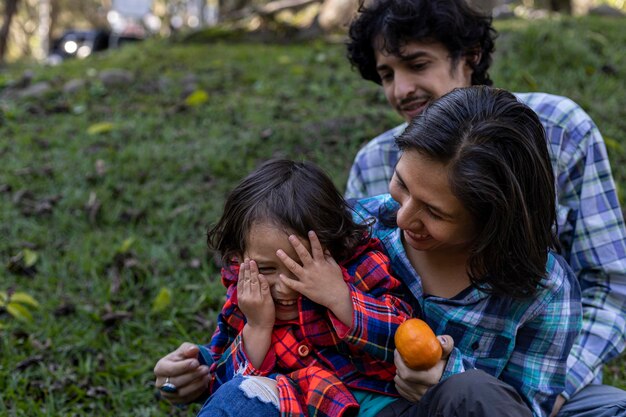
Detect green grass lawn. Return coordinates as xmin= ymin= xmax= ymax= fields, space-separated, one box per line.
xmin=1 ymin=16 xmax=625 ymax=416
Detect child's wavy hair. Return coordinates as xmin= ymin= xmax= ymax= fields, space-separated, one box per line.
xmin=208 ymin=159 xmax=370 ymax=264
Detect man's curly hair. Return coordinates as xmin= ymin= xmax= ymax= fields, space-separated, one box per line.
xmin=347 ymin=0 xmax=496 ymax=86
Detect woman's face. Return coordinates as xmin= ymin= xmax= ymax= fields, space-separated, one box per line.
xmin=389 ymin=150 xmax=477 ymax=255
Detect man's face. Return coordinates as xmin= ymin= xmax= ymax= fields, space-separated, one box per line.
xmin=374 ymin=40 xmax=473 ymax=122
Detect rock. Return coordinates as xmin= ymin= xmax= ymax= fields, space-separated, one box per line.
xmin=181 ymin=73 xmax=198 ymax=97
xmin=13 ymin=70 xmax=35 ymax=89
xmin=63 ymin=79 xmax=87 ymax=94
xmin=181 ymin=73 xmax=198 ymax=85
xmin=99 ymin=69 xmax=135 ymax=87
xmin=589 ymin=5 xmax=624 ymax=17
xmin=18 ymin=82 xmax=52 ymax=99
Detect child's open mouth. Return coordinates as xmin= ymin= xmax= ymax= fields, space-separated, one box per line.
xmin=275 ymin=299 xmax=297 ymax=307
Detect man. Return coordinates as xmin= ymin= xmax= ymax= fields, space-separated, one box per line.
xmin=344 ymin=0 xmax=626 ymax=416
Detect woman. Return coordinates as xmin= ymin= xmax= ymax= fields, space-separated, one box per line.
xmin=153 ymin=87 xmax=581 ymax=417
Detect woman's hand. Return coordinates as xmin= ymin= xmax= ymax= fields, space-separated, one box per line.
xmin=237 ymin=259 xmax=275 ymax=329
xmin=549 ymin=395 xmax=566 ymax=417
xmin=276 ymin=231 xmax=353 ymax=325
xmin=393 ymin=335 xmax=454 ymax=402
xmin=153 ymin=343 xmax=211 ymax=405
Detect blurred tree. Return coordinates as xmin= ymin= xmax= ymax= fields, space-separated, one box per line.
xmin=0 ymin=0 xmax=20 ymax=64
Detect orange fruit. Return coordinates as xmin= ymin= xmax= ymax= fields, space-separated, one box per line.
xmin=394 ymin=318 xmax=442 ymax=370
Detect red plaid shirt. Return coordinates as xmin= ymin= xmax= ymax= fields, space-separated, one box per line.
xmin=203 ymin=238 xmax=412 ymax=417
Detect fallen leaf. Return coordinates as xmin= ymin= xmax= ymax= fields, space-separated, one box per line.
xmin=101 ymin=311 xmax=132 ymax=327
xmin=184 ymin=90 xmax=209 ymax=107
xmin=151 ymin=287 xmax=172 ymax=313
xmin=11 ymin=291 xmax=39 ymax=308
xmin=95 ymin=159 xmax=107 ymax=176
xmin=7 ymin=251 xmax=38 ymax=276
xmin=87 ymin=386 xmax=110 ymax=397
xmin=22 ymin=249 xmax=38 ymax=268
xmin=87 ymin=122 xmax=115 ymax=135
xmin=85 ymin=191 xmax=101 ymax=224
xmin=7 ymin=302 xmax=33 ymax=322
xmin=118 ymin=237 xmax=135 ymax=254
xmin=15 ymin=355 xmax=44 ymax=371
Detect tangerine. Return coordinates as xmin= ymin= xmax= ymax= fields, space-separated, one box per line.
xmin=394 ymin=318 xmax=442 ymax=370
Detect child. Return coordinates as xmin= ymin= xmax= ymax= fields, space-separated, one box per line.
xmin=195 ymin=159 xmax=413 ymax=417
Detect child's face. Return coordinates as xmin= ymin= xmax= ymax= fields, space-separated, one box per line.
xmin=242 ymin=222 xmax=310 ymax=321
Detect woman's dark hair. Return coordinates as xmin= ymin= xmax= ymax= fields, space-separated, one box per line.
xmin=396 ymin=86 xmax=557 ymax=298
xmin=347 ymin=0 xmax=496 ymax=86
xmin=208 ymin=159 xmax=369 ymax=264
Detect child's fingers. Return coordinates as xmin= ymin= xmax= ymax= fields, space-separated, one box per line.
xmin=249 ymin=260 xmax=261 ymax=295
xmin=276 ymin=249 xmax=304 ymax=276
xmin=279 ymin=273 xmax=303 ymax=293
xmin=308 ymin=231 xmax=325 ymax=260
xmin=324 ymin=249 xmax=339 ymax=265
xmin=240 ymin=259 xmax=252 ymax=295
xmin=237 ymin=262 xmax=246 ymax=292
xmin=288 ymin=235 xmax=313 ymax=265
xmin=257 ymin=273 xmax=271 ymax=296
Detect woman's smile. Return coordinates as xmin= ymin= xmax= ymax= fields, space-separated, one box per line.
xmin=404 ymin=229 xmax=432 ymax=246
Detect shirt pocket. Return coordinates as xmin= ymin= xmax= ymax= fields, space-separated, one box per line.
xmin=444 ymin=321 xmax=514 ymax=376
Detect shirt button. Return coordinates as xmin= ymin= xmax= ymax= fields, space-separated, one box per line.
xmin=297 ymin=344 xmax=310 ymax=357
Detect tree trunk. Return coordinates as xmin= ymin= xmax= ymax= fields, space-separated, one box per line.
xmin=0 ymin=0 xmax=20 ymax=64
xmin=317 ymin=0 xmax=358 ymax=31
xmin=38 ymin=0 xmax=51 ymax=59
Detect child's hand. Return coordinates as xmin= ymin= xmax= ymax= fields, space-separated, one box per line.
xmin=237 ymin=259 xmax=275 ymax=329
xmin=276 ymin=231 xmax=349 ymax=311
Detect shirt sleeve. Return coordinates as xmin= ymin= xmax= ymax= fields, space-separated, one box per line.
xmin=552 ymin=104 xmax=626 ymax=397
xmin=345 ymin=125 xmax=405 ymax=199
xmin=328 ymin=248 xmax=413 ymax=363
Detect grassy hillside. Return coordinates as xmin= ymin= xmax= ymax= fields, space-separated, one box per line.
xmin=1 ymin=16 xmax=625 ymax=416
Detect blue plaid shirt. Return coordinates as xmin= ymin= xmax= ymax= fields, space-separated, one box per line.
xmin=346 ymin=92 xmax=626 ymax=399
xmin=351 ymin=194 xmax=582 ymax=417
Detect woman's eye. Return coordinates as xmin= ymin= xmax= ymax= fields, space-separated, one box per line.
xmin=258 ymin=268 xmax=275 ymax=275
xmin=392 ymin=176 xmax=408 ymax=192
xmin=425 ymin=208 xmax=442 ymax=220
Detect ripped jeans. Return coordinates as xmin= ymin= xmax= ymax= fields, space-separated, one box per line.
xmin=196 ymin=375 xmax=280 ymax=417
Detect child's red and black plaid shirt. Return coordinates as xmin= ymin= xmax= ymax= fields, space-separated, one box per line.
xmin=203 ymin=237 xmax=413 ymax=417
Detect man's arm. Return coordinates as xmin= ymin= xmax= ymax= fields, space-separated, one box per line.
xmin=538 ymin=94 xmax=626 ymax=398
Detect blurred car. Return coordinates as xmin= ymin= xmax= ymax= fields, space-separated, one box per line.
xmin=49 ymin=29 xmax=111 ymax=61
xmin=48 ymin=26 xmax=147 ymax=64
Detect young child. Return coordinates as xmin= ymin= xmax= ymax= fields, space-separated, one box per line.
xmin=195 ymin=159 xmax=413 ymax=417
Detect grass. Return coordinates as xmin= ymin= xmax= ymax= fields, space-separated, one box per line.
xmin=1 ymin=15 xmax=625 ymax=416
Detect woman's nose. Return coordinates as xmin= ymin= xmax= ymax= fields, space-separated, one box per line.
xmin=397 ymin=200 xmax=425 ymax=230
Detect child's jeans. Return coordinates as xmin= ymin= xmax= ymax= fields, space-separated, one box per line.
xmin=195 ymin=345 xmax=280 ymax=417
xmin=196 ymin=375 xmax=280 ymax=417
